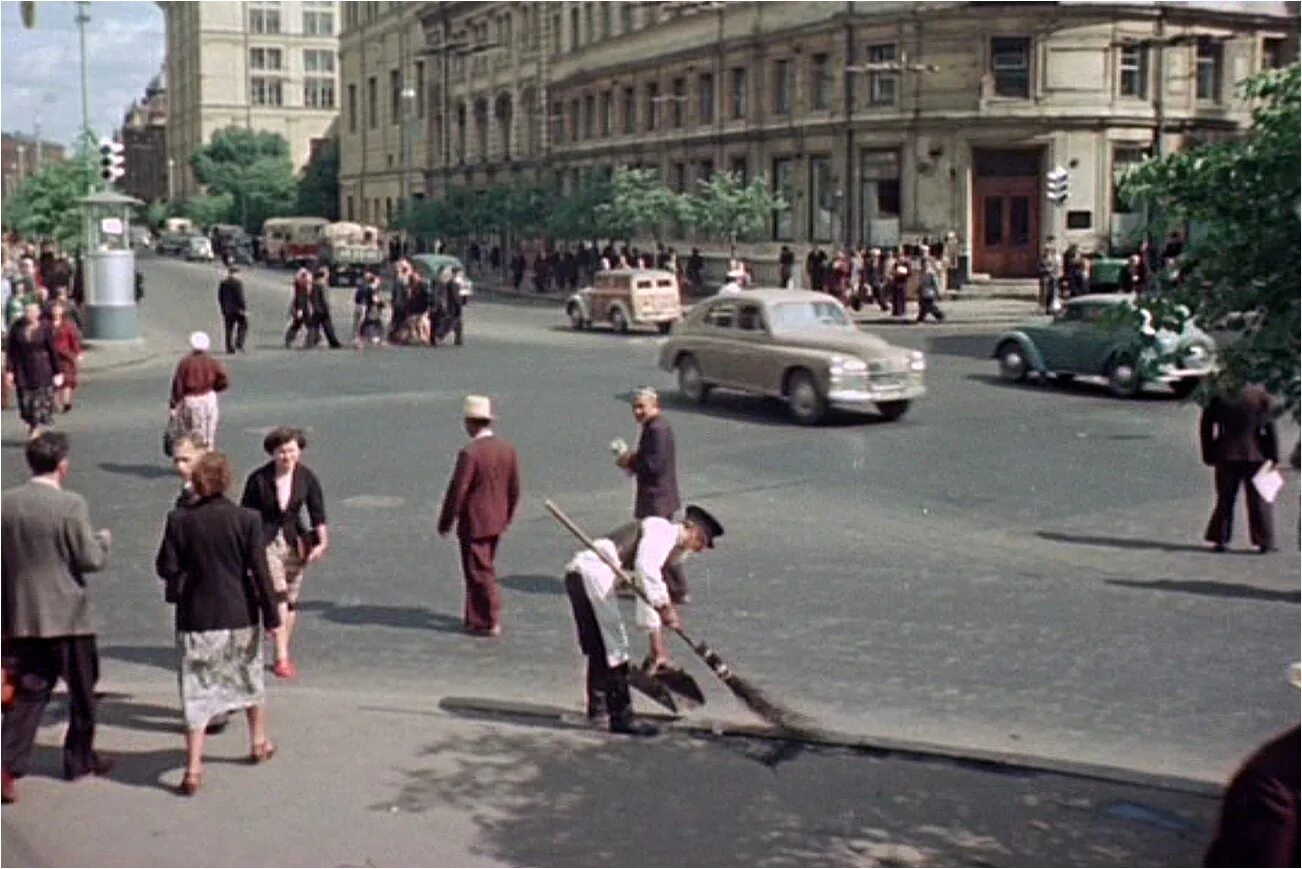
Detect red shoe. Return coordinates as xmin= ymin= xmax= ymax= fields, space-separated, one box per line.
xmin=273 ymin=659 xmax=297 ymax=679
xmin=2 ymin=769 xmax=15 ymax=804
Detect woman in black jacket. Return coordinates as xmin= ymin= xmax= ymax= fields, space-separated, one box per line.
xmin=4 ymin=301 xmax=62 ymax=436
xmin=155 ymin=452 xmax=281 ymax=796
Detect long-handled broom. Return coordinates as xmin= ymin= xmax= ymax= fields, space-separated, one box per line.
xmin=545 ymin=499 xmax=815 ymax=735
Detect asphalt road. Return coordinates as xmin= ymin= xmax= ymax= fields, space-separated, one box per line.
xmin=5 ymin=254 xmax=1296 ymax=786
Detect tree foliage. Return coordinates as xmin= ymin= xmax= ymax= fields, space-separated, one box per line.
xmin=190 ymin=127 xmax=297 ymax=232
xmin=1120 ymin=64 xmax=1300 ymax=416
xmin=684 ymin=171 xmax=786 ymax=256
xmin=546 ymin=176 xmax=610 ymax=241
xmin=296 ymin=139 xmax=340 ymax=220
xmin=599 ymin=167 xmax=688 ymax=244
xmin=1 ymin=142 xmax=100 ymax=250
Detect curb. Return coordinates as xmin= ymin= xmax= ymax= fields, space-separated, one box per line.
xmin=80 ymin=350 xmax=161 ymax=375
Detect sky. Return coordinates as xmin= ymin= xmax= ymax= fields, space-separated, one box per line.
xmin=1 ymin=0 xmax=165 ymax=148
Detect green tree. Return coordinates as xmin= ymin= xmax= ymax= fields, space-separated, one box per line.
xmin=1 ymin=140 xmax=100 ymax=250
xmin=183 ymin=193 xmax=236 ymax=228
xmin=190 ymin=126 xmax=297 ymax=232
xmin=296 ymin=139 xmax=340 ymax=220
xmin=547 ymin=177 xmax=611 ymax=242
xmin=1120 ymin=64 xmax=1300 ymax=416
xmin=599 ymin=167 xmax=687 ymax=245
xmin=685 ymin=171 xmax=787 ymax=257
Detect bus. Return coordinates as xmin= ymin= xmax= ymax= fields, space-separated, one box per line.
xmin=261 ymin=217 xmax=329 ymax=266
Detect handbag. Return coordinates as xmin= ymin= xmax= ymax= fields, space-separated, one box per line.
xmin=162 ymin=410 xmax=185 ymax=458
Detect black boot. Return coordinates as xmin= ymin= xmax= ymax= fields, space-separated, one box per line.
xmin=607 ymin=664 xmax=659 ymax=737
xmin=585 ymin=660 xmax=610 ymax=729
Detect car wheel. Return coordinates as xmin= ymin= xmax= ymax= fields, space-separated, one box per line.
xmin=567 ymin=303 xmax=587 ymax=331
xmin=786 ymin=370 xmax=827 ymax=425
xmin=997 ymin=341 xmax=1029 ymax=382
xmin=1107 ymin=355 xmax=1141 ymax=398
xmin=1170 ymin=377 xmax=1200 ymax=400
xmin=677 ymin=355 xmax=710 ymax=404
xmin=656 ymin=321 xmax=673 ymax=336
xmin=1052 ymin=372 xmax=1076 ymax=385
xmin=611 ymin=308 xmax=630 ymax=334
xmin=876 ymin=400 xmax=910 ymax=421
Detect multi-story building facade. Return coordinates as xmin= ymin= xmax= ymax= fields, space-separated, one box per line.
xmin=161 ymin=0 xmax=341 ymax=200
xmin=1 ymin=134 xmax=65 ymax=206
xmin=119 ymin=71 xmax=170 ymax=204
xmin=337 ymin=1 xmax=430 ymax=226
xmin=340 ymin=1 xmax=1296 ymax=277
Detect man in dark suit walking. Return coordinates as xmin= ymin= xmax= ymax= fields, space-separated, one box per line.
xmin=306 ymin=268 xmax=343 ymax=349
xmin=437 ymin=396 xmax=522 ymax=636
xmin=1200 ymin=383 xmax=1279 ymax=553
xmin=217 ymin=264 xmax=248 ymax=354
xmin=1 ymin=432 xmax=112 ymax=803
xmin=615 ymin=387 xmax=691 ymax=603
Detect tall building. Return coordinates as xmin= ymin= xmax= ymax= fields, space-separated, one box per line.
xmin=160 ymin=0 xmax=341 ymax=201
xmin=119 ymin=70 xmax=170 ymax=204
xmin=340 ymin=1 xmax=1296 ymax=277
xmin=1 ymin=133 xmax=66 ymax=206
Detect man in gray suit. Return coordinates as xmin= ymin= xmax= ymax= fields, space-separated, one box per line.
xmin=1 ymin=431 xmax=112 ymax=804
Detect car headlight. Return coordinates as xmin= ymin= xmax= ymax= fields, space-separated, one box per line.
xmin=830 ymin=357 xmax=868 ymax=376
xmin=909 ymin=350 xmax=926 ymax=372
xmin=1182 ymin=342 xmax=1213 ymax=367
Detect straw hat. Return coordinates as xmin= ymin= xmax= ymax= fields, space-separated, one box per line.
xmin=462 ymin=395 xmax=494 ymax=420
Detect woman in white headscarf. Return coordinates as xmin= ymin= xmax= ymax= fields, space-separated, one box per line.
xmin=168 ymin=331 xmax=229 ymax=449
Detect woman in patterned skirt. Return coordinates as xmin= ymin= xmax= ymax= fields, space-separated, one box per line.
xmin=155 ymin=452 xmax=282 ymax=796
xmin=4 ymin=301 xmax=61 ymax=437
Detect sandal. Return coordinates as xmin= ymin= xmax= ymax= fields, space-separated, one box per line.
xmin=249 ymin=740 xmax=277 ymax=764
xmin=179 ymin=769 xmax=203 ymax=796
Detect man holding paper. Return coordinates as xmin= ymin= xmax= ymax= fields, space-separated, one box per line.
xmin=1200 ymin=383 xmax=1280 ymax=553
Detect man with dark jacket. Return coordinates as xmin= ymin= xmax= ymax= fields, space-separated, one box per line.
xmin=1200 ymin=383 xmax=1279 ymax=553
xmin=437 ymin=396 xmax=522 ymax=636
xmin=1 ymin=432 xmax=112 ymax=803
xmin=306 ymin=268 xmax=342 ymax=349
xmin=217 ymin=264 xmax=248 ymax=354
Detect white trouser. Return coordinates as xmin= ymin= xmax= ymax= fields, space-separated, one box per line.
xmin=566 ymin=542 xmax=659 ymax=669
xmin=180 ymin=391 xmax=219 ymax=450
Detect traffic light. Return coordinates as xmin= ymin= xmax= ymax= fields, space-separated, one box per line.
xmin=1045 ymin=165 xmax=1069 ymax=205
xmin=98 ymin=137 xmax=125 ymax=183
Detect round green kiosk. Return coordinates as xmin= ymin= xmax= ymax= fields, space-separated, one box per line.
xmin=81 ymin=190 xmax=143 ymax=342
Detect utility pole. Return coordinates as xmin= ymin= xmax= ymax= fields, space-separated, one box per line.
xmin=75 ymin=1 xmax=91 ymax=139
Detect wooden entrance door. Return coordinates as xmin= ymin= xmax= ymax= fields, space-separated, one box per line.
xmin=972 ymin=149 xmax=1041 ymax=278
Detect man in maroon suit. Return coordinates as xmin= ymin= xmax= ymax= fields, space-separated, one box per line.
xmin=437 ymin=395 xmax=522 ymax=636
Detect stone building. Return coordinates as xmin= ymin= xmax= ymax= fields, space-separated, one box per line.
xmin=0 ymin=134 xmax=65 ymax=207
xmin=160 ymin=0 xmax=341 ymax=200
xmin=340 ymin=1 xmax=1296 ymax=276
xmin=119 ymin=71 xmax=170 ymax=204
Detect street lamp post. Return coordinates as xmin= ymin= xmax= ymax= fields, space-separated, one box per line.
xmin=75 ymin=1 xmax=91 ymax=139
xmin=167 ymin=157 xmax=175 ymax=202
xmin=401 ymin=86 xmax=417 ymax=207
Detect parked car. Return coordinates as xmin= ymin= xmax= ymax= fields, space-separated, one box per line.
xmin=657 ymin=289 xmax=926 ymax=425
xmin=992 ymin=294 xmax=1216 ymax=398
xmin=156 ymin=232 xmax=189 ymax=256
xmin=568 ymin=268 xmax=682 ymax=335
xmin=409 ymin=253 xmax=473 ymax=300
xmin=186 ymin=235 xmax=216 ymax=262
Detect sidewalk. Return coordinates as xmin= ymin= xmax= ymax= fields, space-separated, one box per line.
xmin=1 ymin=680 xmax=1218 ymax=867
xmin=79 ymin=339 xmax=159 ymax=374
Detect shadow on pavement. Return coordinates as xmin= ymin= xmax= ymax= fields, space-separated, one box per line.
xmin=100 ymin=644 xmax=176 ymax=673
xmin=296 ymin=600 xmax=464 ymax=632
xmin=377 ymin=705 xmax=1214 ymax=867
xmin=501 ymin=574 xmax=564 ymax=595
xmin=1037 ymin=530 xmax=1212 ymax=554
xmin=964 ymin=373 xmax=1177 ymax=403
xmin=1106 ymin=578 xmax=1300 ymax=605
xmin=927 ymin=332 xmax=1001 ymax=359
xmin=657 ymin=391 xmax=890 ymax=429
xmin=98 ymin=462 xmax=175 ymax=480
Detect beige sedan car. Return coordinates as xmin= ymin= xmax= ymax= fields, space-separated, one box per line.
xmin=657 ymin=289 xmax=926 ymax=424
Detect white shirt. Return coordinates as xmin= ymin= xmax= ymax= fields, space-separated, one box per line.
xmin=719 ymin=280 xmax=743 ymax=295
xmin=275 ymin=470 xmax=293 ymax=511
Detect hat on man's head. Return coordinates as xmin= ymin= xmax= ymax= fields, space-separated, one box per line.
xmin=189 ymin=331 xmax=210 ymax=352
xmin=462 ymin=395 xmax=494 ymax=420
xmin=683 ymin=504 xmax=724 ymax=548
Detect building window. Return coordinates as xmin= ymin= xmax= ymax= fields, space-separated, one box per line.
xmin=302 ymin=0 xmax=333 ymax=36
xmin=251 ymin=77 xmax=284 ymax=107
xmin=600 ymin=90 xmax=613 ymax=136
xmin=620 ymin=2 xmax=634 ymax=33
xmin=390 ymin=69 xmax=402 ymax=124
xmin=584 ymin=2 xmax=594 ymax=43
xmin=698 ymin=72 xmax=714 ymax=124
xmin=600 ymin=2 xmax=611 ymax=38
xmin=990 ymin=37 xmax=1031 ymax=98
xmin=1112 ymin=146 xmax=1150 ymax=214
xmin=551 ymin=101 xmax=563 ymax=145
xmin=672 ymin=78 xmax=685 ymax=127
xmin=809 ymin=156 xmax=833 ymax=241
xmin=811 ymin=53 xmax=830 ymax=110
xmin=772 ymin=158 xmax=793 ymax=240
xmin=552 ymin=13 xmax=562 ymax=55
xmin=866 ymin=43 xmax=897 ymax=105
xmin=774 ymin=59 xmax=791 ymax=114
xmin=249 ymin=47 xmax=283 ymax=71
xmin=1119 ymin=45 xmax=1148 ymax=98
xmin=346 ymin=195 xmax=354 ymax=220
xmin=248 ymin=1 xmax=281 ymax=34
xmin=570 ymin=7 xmax=580 ymax=48
xmin=304 ymin=49 xmax=334 ymax=74
xmin=622 ymin=86 xmax=635 ymax=134
xmin=646 ymin=82 xmax=659 ymax=131
xmin=1196 ymin=38 xmax=1222 ymax=102
xmin=730 ymin=67 xmax=747 ymax=119
xmin=698 ymin=160 xmax=713 ymax=184
xmin=348 ymin=83 xmax=357 ymax=132
xmin=1263 ymin=37 xmax=1286 ymax=70
xmin=305 ymin=78 xmax=335 ymax=109
xmin=672 ymin=162 xmax=686 ymax=193
xmin=584 ymin=94 xmax=595 ymax=139
xmin=569 ymin=99 xmax=580 ymax=142
xmin=415 ymin=61 xmax=425 ymax=118
xmin=729 ymin=156 xmax=747 ymax=183
xmin=367 ymin=76 xmax=378 ymax=128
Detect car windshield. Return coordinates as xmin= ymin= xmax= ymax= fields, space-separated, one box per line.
xmin=769 ymin=301 xmax=852 ymax=331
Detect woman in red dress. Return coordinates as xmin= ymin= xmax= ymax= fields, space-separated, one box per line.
xmin=49 ymin=301 xmax=82 ymax=412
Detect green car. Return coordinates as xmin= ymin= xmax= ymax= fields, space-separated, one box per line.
xmin=409 ymin=254 xmax=474 ymax=299
xmin=992 ymin=294 xmax=1216 ymax=398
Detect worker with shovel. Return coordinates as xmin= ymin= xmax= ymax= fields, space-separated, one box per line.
xmin=562 ymin=505 xmax=724 ymax=736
